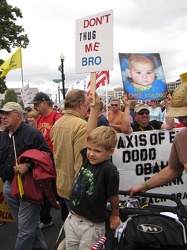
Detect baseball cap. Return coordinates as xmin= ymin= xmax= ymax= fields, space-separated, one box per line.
xmin=134 ymin=103 xmax=150 ymax=113
xmin=165 ymin=83 xmax=187 ymax=117
xmin=0 ymin=102 xmax=24 ymax=113
xmin=29 ymin=92 xmax=50 ymax=104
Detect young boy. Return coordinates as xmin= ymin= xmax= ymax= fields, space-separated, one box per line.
xmin=64 ymin=93 xmax=120 ymax=249
xmin=125 ymin=54 xmax=167 ymax=100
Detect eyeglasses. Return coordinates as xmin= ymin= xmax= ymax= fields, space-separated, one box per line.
xmin=1 ymin=111 xmax=13 ymax=116
xmin=0 ymin=111 xmax=19 ymax=117
xmin=138 ymin=111 xmax=150 ymax=115
xmin=111 ymin=104 xmax=119 ymax=107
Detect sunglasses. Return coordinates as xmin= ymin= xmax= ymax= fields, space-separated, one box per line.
xmin=111 ymin=104 xmax=119 ymax=107
xmin=138 ymin=111 xmax=150 ymax=115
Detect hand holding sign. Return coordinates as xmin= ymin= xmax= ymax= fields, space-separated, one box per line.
xmin=89 ymin=72 xmax=96 ymax=106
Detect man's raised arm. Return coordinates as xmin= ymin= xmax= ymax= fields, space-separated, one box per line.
xmin=121 ymin=94 xmax=133 ymax=134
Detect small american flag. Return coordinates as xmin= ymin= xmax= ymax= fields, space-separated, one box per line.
xmin=87 ymin=71 xmax=110 ymax=94
xmin=91 ymin=235 xmax=107 ymax=250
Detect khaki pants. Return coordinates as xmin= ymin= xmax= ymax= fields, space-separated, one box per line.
xmin=64 ymin=212 xmax=105 ymax=250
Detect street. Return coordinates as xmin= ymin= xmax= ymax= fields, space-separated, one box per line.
xmin=0 ymin=207 xmax=63 ymax=250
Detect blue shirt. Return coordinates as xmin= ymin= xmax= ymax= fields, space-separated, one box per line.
xmin=123 ymin=79 xmax=167 ymax=100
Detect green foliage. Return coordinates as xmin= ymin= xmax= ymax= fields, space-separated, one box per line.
xmin=0 ymin=0 xmax=29 ymax=53
xmin=2 ymin=89 xmax=17 ymax=106
xmin=0 ymin=59 xmax=7 ymax=94
xmin=19 ymin=100 xmax=24 ymax=109
xmin=0 ymin=1 xmax=29 ymax=95
xmin=169 ymin=90 xmax=174 ymax=96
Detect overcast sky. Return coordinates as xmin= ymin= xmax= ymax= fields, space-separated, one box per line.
xmin=2 ymin=0 xmax=187 ymax=101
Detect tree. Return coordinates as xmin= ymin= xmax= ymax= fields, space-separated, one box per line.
xmin=2 ymin=89 xmax=17 ymax=106
xmin=0 ymin=59 xmax=7 ymax=94
xmin=0 ymin=0 xmax=29 ymax=53
xmin=0 ymin=1 xmax=29 ymax=94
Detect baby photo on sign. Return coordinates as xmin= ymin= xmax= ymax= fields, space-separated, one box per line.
xmin=119 ymin=53 xmax=167 ymax=100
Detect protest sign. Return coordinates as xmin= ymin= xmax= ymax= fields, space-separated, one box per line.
xmin=20 ymin=83 xmax=32 ymax=108
xmin=112 ymin=128 xmax=187 ymax=205
xmin=0 ymin=179 xmax=14 ymax=222
xmin=75 ymin=9 xmax=113 ymax=74
xmin=119 ymin=53 xmax=167 ymax=100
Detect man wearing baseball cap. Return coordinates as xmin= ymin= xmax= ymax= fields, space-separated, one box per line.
xmin=0 ymin=102 xmax=24 ymax=113
xmin=128 ymin=82 xmax=187 ymax=196
xmin=121 ymin=95 xmax=175 ymax=133
xmin=29 ymin=92 xmax=51 ymax=104
xmin=0 ymin=101 xmax=51 ymax=249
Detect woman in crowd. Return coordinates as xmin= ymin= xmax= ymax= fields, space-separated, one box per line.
xmin=27 ymin=110 xmax=39 ymax=127
xmin=149 ymin=100 xmax=162 ymax=121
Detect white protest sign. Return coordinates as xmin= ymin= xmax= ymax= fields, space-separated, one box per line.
xmin=20 ymin=83 xmax=32 ymax=108
xmin=75 ymin=9 xmax=113 ymax=73
xmin=67 ymin=75 xmax=90 ymax=93
xmin=112 ymin=129 xmax=187 ymax=205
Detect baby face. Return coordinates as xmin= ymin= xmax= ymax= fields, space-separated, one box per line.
xmin=128 ymin=62 xmax=155 ymax=87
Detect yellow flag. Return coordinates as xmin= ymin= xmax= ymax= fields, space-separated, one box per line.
xmin=0 ymin=47 xmax=22 ymax=78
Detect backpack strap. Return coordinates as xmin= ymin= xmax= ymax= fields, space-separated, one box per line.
xmin=52 ymin=112 xmax=58 ymax=125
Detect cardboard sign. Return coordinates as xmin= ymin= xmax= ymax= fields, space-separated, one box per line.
xmin=119 ymin=53 xmax=167 ymax=100
xmin=75 ymin=10 xmax=113 ymax=73
xmin=112 ymin=129 xmax=187 ymax=205
xmin=0 ymin=179 xmax=14 ymax=222
xmin=20 ymin=83 xmax=32 ymax=108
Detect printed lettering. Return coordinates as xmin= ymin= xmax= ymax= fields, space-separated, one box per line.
xmin=0 ymin=211 xmax=14 ymax=220
xmin=0 ymin=192 xmax=5 ymax=203
xmin=82 ymin=56 xmax=101 ymax=66
xmin=169 ymin=130 xmax=179 ymax=143
xmin=117 ymin=134 xmax=147 ymax=149
xmin=136 ymin=161 xmax=168 ymax=176
xmin=84 ymin=14 xmax=111 ymax=28
xmin=150 ymin=132 xmax=165 ymax=145
xmin=79 ymin=30 xmax=96 ymax=41
xmin=85 ymin=42 xmax=100 ymax=52
xmin=122 ymin=148 xmax=156 ymax=163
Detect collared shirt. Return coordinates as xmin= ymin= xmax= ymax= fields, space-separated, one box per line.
xmin=0 ymin=122 xmax=51 ymax=182
xmin=50 ymin=109 xmax=87 ymax=199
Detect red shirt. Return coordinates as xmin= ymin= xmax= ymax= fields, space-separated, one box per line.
xmin=37 ymin=110 xmax=62 ymax=152
xmin=175 ymin=123 xmax=185 ymax=128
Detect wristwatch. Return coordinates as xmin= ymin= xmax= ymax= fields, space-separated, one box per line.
xmin=26 ymin=161 xmax=34 ymax=171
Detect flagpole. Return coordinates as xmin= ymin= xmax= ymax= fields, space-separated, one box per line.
xmin=20 ymin=46 xmax=24 ymax=87
xmin=90 ymin=72 xmax=96 ymax=106
xmin=12 ymin=136 xmax=24 ymax=198
xmin=20 ymin=46 xmax=23 ymax=88
xmin=105 ymin=80 xmax=108 ymax=120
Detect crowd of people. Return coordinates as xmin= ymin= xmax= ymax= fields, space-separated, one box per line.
xmin=0 ymin=85 xmax=186 ymax=249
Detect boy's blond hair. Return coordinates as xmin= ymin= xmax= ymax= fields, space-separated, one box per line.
xmin=87 ymin=126 xmax=117 ymax=151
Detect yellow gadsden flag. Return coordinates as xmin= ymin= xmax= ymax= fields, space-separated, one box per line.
xmin=0 ymin=47 xmax=22 ymax=78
